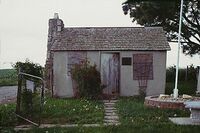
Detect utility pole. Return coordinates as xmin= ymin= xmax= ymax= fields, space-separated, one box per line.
xmin=174 ymin=0 xmax=184 ymax=98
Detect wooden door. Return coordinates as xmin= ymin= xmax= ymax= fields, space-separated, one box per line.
xmin=101 ymin=53 xmax=119 ymax=95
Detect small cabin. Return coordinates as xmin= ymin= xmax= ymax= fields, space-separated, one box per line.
xmin=45 ymin=14 xmax=171 ymax=98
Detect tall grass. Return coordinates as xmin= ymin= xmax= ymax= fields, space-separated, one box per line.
xmin=0 ymin=103 xmax=17 ymax=127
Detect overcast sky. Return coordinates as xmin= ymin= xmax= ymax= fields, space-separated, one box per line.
xmin=0 ymin=0 xmax=199 ymax=69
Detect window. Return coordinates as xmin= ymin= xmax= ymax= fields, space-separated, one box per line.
xmin=122 ymin=57 xmax=132 ymax=65
xmin=67 ymin=52 xmax=87 ymax=76
xmin=133 ymin=54 xmax=153 ymax=80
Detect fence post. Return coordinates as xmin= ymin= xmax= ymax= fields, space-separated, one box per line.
xmin=16 ymin=68 xmax=22 ymax=114
xmin=185 ymin=66 xmax=188 ymax=81
xmin=197 ymin=66 xmax=200 ymax=93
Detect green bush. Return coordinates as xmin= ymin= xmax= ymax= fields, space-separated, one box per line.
xmin=71 ymin=60 xmax=102 ymax=99
xmin=165 ymin=81 xmax=197 ymax=95
xmin=166 ymin=65 xmax=197 ymax=95
xmin=0 ymin=104 xmax=17 ymax=127
xmin=166 ymin=65 xmax=197 ymax=82
xmin=20 ymin=88 xmax=41 ymax=121
xmin=12 ymin=59 xmax=43 ymax=77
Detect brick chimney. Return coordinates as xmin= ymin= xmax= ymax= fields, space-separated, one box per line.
xmin=47 ymin=13 xmax=64 ymax=55
xmin=45 ymin=13 xmax=64 ymax=93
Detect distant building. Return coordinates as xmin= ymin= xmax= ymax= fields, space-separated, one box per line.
xmin=45 ymin=14 xmax=170 ymax=98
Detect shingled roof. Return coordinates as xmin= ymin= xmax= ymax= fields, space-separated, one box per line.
xmin=51 ymin=27 xmax=170 ymax=51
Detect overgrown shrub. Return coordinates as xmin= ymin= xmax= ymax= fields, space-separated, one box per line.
xmin=0 ymin=104 xmax=17 ymax=127
xmin=12 ymin=59 xmax=43 ymax=120
xmin=12 ymin=59 xmax=43 ymax=77
xmin=165 ymin=65 xmax=198 ymax=95
xmin=166 ymin=65 xmax=197 ymax=82
xmin=20 ymin=89 xmax=41 ymax=119
xmin=71 ymin=60 xmax=102 ymax=99
xmin=21 ymin=90 xmax=39 ymax=113
xmin=165 ymin=81 xmax=197 ymax=95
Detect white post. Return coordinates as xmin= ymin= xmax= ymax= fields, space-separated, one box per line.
xmin=174 ymin=0 xmax=184 ymax=98
xmin=174 ymin=0 xmax=183 ymax=98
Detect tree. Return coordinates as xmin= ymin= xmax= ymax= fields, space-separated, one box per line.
xmin=12 ymin=59 xmax=43 ymax=77
xmin=122 ymin=0 xmax=200 ymax=55
xmin=13 ymin=59 xmax=43 ymax=116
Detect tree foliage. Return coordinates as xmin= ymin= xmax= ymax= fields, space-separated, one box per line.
xmin=13 ymin=60 xmax=43 ymax=119
xmin=123 ymin=0 xmax=200 ymax=55
xmin=12 ymin=59 xmax=43 ymax=77
xmin=166 ymin=65 xmax=197 ymax=82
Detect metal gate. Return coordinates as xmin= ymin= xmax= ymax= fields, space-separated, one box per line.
xmin=15 ymin=69 xmax=44 ymax=126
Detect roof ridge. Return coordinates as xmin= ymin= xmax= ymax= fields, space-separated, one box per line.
xmin=62 ymin=27 xmax=164 ymax=31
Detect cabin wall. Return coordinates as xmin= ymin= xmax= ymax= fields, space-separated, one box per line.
xmin=53 ymin=51 xmax=100 ymax=98
xmin=53 ymin=51 xmax=74 ymax=97
xmin=87 ymin=51 xmax=101 ymax=70
xmin=120 ymin=51 xmax=166 ymax=96
xmin=53 ymin=50 xmax=167 ymax=98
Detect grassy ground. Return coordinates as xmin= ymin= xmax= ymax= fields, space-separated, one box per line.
xmin=2 ymin=97 xmax=200 ymax=133
xmin=0 ymin=103 xmax=17 ymax=127
xmin=0 ymin=98 xmax=104 ymax=128
xmin=114 ymin=97 xmax=200 ymax=133
xmin=41 ymin=98 xmax=104 ymax=124
xmin=0 ymin=69 xmax=17 ymax=86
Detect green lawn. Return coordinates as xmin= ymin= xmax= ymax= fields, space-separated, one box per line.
xmin=41 ymin=98 xmax=104 ymax=124
xmin=0 ymin=69 xmax=17 ymax=86
xmin=115 ymin=97 xmax=200 ymax=133
xmin=2 ymin=97 xmax=200 ymax=133
xmin=0 ymin=98 xmax=104 ymax=128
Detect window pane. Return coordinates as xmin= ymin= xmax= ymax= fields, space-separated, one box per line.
xmin=122 ymin=57 xmax=132 ymax=65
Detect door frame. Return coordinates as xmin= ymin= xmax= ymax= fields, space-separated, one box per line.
xmin=100 ymin=51 xmax=120 ymax=96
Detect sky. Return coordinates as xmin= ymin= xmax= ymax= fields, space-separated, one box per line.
xmin=0 ymin=0 xmax=199 ymax=69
